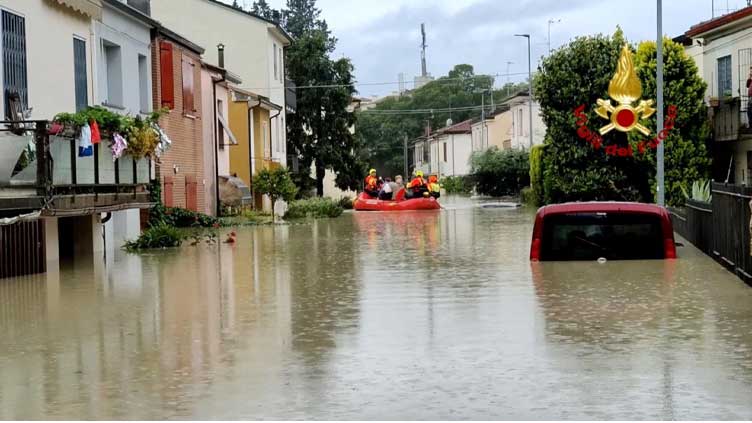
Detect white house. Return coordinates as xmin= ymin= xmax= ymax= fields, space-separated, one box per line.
xmin=413 ymin=119 xmax=473 ymax=177
xmin=151 ymin=0 xmax=292 ymax=168
xmin=506 ymin=92 xmax=545 ymax=150
xmin=682 ymin=7 xmax=752 ymax=184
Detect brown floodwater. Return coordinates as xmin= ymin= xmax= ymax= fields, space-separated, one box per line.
xmin=1 ymin=197 xmax=752 ymax=419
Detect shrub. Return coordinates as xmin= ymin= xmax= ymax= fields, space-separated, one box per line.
xmin=520 ymin=187 xmax=537 ymax=206
xmin=441 ymin=175 xmax=474 ymax=194
xmin=253 ymin=167 xmax=298 ymax=206
xmin=529 ymin=145 xmax=545 ymax=206
xmin=124 ymin=224 xmax=184 ymax=251
xmin=680 ymin=179 xmax=712 ymax=203
xmin=470 ymin=147 xmax=530 ymax=196
xmin=285 ymin=197 xmax=344 ymax=219
xmin=165 ymin=207 xmax=219 ymax=228
xmin=337 ymin=196 xmax=354 ymax=210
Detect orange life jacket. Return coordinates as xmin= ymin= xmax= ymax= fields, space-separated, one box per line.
xmin=365 ymin=175 xmax=377 ymax=190
xmin=408 ymin=177 xmax=426 ymax=192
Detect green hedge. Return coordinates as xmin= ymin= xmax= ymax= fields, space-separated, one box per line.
xmin=470 ymin=147 xmax=530 ymax=197
xmin=285 ymin=197 xmax=344 ymax=219
xmin=124 ymin=224 xmax=184 ymax=251
xmin=441 ymin=175 xmax=474 ymax=194
xmin=529 ymin=145 xmax=545 ymax=206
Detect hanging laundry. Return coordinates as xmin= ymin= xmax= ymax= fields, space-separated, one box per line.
xmin=111 ymin=132 xmax=127 ymax=161
xmin=89 ymin=119 xmax=101 ymax=144
xmin=152 ymin=123 xmax=172 ymax=157
xmin=78 ymin=123 xmax=93 ymax=157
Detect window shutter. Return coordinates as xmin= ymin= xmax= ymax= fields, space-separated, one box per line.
xmin=182 ymin=58 xmax=194 ymax=113
xmin=159 ymin=41 xmax=174 ymax=109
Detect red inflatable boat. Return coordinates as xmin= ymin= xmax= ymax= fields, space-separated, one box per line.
xmin=353 ymin=192 xmax=441 ymax=211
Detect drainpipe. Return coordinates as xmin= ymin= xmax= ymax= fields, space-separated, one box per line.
xmin=247 ymin=99 xmax=260 ymax=208
xmin=269 ymin=108 xmax=281 ymax=164
xmin=212 ymin=44 xmax=226 ymax=217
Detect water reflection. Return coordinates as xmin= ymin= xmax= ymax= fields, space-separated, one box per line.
xmin=0 ymin=202 xmax=752 ymax=419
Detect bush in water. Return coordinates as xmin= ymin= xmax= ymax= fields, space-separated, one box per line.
xmin=124 ymin=224 xmax=184 ymax=251
xmin=441 ymin=175 xmax=474 ymax=194
xmin=470 ymin=147 xmax=530 ymax=197
xmin=285 ymin=197 xmax=344 ymax=219
xmin=337 ymin=196 xmax=354 ymax=210
xmin=529 ymin=145 xmax=545 ymax=206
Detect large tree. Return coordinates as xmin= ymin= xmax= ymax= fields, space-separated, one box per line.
xmin=260 ymin=0 xmax=363 ymax=196
xmin=534 ymin=29 xmax=710 ymax=207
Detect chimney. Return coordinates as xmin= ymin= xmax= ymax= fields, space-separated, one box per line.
xmin=126 ymin=0 xmax=151 ymax=15
xmin=217 ymin=43 xmax=225 ymax=68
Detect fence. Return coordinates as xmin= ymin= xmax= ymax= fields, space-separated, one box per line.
xmin=670 ymin=182 xmax=752 ymax=284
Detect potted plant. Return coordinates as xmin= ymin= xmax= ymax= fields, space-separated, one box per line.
xmin=722 ymin=89 xmax=734 ymax=104
xmin=709 ymin=96 xmax=720 ymax=107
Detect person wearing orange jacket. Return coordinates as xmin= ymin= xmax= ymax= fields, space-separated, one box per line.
xmin=364 ymin=168 xmax=379 ymax=197
xmin=427 ymin=175 xmax=440 ymax=198
xmin=406 ymin=170 xmax=429 ymax=198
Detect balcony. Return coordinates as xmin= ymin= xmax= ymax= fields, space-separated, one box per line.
xmin=0 ymin=120 xmax=151 ymax=216
xmin=711 ymin=97 xmax=752 ymax=142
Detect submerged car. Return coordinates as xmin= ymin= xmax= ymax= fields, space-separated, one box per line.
xmin=529 ymin=202 xmax=676 ymax=261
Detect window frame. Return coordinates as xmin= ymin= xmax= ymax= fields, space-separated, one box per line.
xmin=2 ymin=9 xmax=29 ymax=118
xmin=181 ymin=54 xmax=196 ymax=115
xmin=718 ymin=55 xmax=733 ymax=97
xmin=73 ymin=36 xmax=88 ymax=112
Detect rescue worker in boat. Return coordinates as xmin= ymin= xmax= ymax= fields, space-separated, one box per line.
xmin=378 ymin=177 xmax=398 ymax=200
xmin=427 ymin=175 xmax=441 ymax=199
xmin=406 ymin=170 xmax=429 ymax=198
xmin=364 ymin=168 xmax=379 ymax=198
xmin=393 ymin=175 xmax=406 ymax=201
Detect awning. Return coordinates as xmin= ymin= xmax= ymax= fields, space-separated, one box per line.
xmin=216 ymin=113 xmax=238 ymax=145
xmin=51 ymin=0 xmax=103 ymax=19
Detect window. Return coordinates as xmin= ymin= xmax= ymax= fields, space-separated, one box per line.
xmin=73 ymin=38 xmax=87 ymax=112
xmin=182 ymin=57 xmax=195 ymax=113
xmin=103 ymin=40 xmax=123 ymax=107
xmin=273 ymin=43 xmax=278 ymax=80
xmin=279 ymin=47 xmax=284 ymax=80
xmin=718 ymin=55 xmax=732 ymax=97
xmin=138 ymin=54 xmax=149 ymax=113
xmin=443 ymin=142 xmax=447 ymax=161
xmin=159 ymin=41 xmax=174 ymax=108
xmin=517 ymin=109 xmax=523 ymax=135
xmin=2 ymin=10 xmax=28 ymax=118
xmin=281 ymin=115 xmax=285 ymax=153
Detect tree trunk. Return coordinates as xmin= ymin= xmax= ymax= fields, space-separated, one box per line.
xmin=315 ymin=161 xmax=325 ymax=197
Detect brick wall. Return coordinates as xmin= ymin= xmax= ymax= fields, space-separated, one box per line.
xmin=151 ymin=36 xmax=205 ymax=212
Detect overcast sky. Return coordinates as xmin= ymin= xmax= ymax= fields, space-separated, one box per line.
xmin=229 ymin=0 xmax=747 ymax=97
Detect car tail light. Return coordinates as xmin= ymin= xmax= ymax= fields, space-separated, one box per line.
xmin=664 ymin=238 xmax=676 ymax=259
xmin=530 ymin=238 xmax=541 ymax=261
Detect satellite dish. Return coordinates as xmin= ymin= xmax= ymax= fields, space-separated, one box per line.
xmin=446 ymin=118 xmax=453 ymax=126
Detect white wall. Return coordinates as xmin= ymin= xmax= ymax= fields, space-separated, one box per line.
xmin=94 ymin=4 xmax=152 ymax=115
xmin=151 ymin=0 xmax=289 ymax=167
xmin=437 ymin=133 xmax=472 ymax=177
xmin=510 ymin=100 xmax=545 ymax=149
xmin=0 ymin=1 xmax=92 ymax=120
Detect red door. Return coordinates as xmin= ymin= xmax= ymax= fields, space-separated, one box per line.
xmin=185 ymin=174 xmax=198 ymax=211
xmin=163 ymin=176 xmax=174 ymax=207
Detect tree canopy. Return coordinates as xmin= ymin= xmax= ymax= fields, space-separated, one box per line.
xmin=533 ymin=29 xmax=710 ymax=207
xmin=357 ymin=64 xmax=528 ymax=177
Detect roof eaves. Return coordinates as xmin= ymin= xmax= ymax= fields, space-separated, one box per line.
xmin=102 ymin=0 xmax=158 ymax=28
xmin=156 ymin=25 xmax=205 ymax=55
xmin=686 ymin=6 xmax=752 ymax=37
xmin=202 ymin=0 xmax=294 ymax=43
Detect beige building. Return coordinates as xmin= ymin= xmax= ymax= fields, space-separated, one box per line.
xmin=151 ymin=0 xmax=292 ymax=168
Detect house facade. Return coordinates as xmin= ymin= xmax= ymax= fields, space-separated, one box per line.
xmin=0 ymin=0 xmax=154 ymax=277
xmin=506 ymin=92 xmax=545 ymax=150
xmin=151 ymin=26 xmax=205 ymax=213
xmin=682 ymin=7 xmax=752 ymax=184
xmin=413 ymin=119 xmax=473 ymax=177
xmin=150 ymin=0 xmax=292 ymax=170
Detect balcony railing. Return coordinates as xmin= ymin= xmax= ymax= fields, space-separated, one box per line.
xmin=712 ymin=97 xmax=750 ymax=142
xmin=285 ymin=79 xmax=296 ymax=113
xmin=1 ymin=120 xmax=151 ymax=211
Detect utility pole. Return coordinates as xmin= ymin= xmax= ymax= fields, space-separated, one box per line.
xmin=403 ymin=134 xmax=409 ymax=178
xmin=506 ymin=61 xmax=513 ymax=97
xmin=516 ymin=33 xmax=533 ymax=149
xmin=656 ymin=0 xmax=665 ymax=206
xmin=547 ymin=19 xmax=560 ymax=54
xmin=481 ymin=92 xmax=485 ymax=151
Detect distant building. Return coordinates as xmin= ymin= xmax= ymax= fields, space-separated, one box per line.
xmin=412 ymin=119 xmax=473 ymax=177
xmin=504 ymin=92 xmax=545 ymax=150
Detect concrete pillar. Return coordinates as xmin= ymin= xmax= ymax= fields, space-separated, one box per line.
xmin=111 ymin=209 xmax=141 ymax=248
xmin=43 ymin=217 xmax=59 ymax=264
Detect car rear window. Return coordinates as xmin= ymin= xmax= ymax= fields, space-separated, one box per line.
xmin=540 ymin=212 xmax=665 ymax=261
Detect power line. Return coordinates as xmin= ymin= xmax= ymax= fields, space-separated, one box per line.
xmin=243 ymin=71 xmax=532 ymax=91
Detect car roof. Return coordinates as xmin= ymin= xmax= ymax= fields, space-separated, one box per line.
xmin=537 ymin=201 xmax=669 ymax=217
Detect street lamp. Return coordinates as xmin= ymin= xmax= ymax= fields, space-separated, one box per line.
xmin=515 ymin=33 xmax=533 ymax=149
xmin=505 ymin=61 xmax=514 ymax=96
xmin=547 ymin=19 xmax=561 ymax=54
xmin=656 ymin=0 xmax=665 ymax=205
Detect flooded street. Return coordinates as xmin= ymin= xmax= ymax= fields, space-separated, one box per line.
xmin=2 ymin=197 xmax=752 ymax=419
